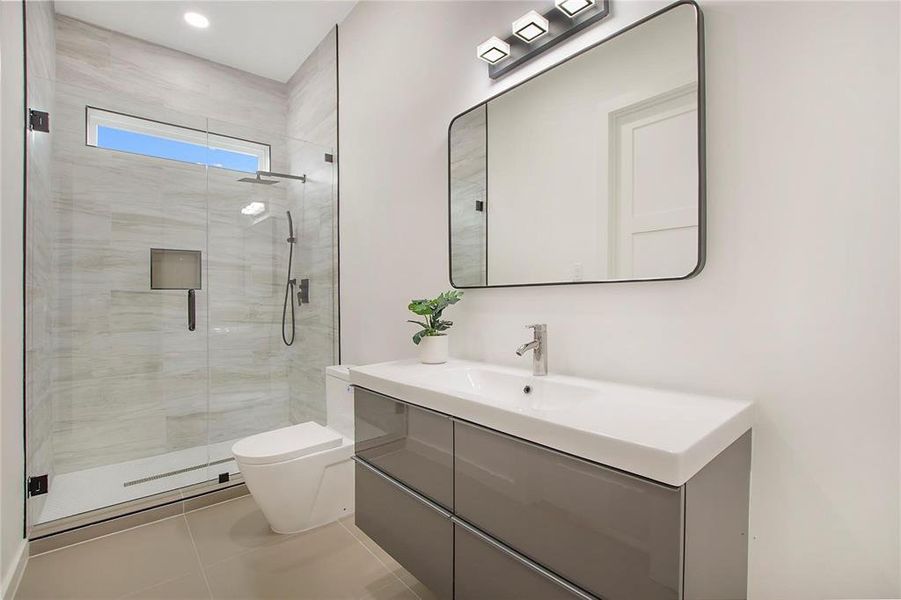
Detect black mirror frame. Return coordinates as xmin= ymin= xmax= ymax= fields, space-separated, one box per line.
xmin=447 ymin=0 xmax=705 ymax=289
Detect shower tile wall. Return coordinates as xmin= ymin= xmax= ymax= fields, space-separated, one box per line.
xmin=25 ymin=0 xmax=57 ymax=519
xmin=38 ymin=14 xmax=335 ymax=475
xmin=449 ymin=106 xmax=487 ymax=286
xmin=285 ymin=28 xmax=339 ymax=425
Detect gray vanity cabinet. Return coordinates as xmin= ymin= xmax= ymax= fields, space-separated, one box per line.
xmin=454 ymin=521 xmax=589 ymax=600
xmin=354 ymin=460 xmax=453 ymax=600
xmin=454 ymin=421 xmax=682 ymax=600
xmin=354 ymin=387 xmax=454 ymax=509
xmin=353 ymin=387 xmax=751 ymax=600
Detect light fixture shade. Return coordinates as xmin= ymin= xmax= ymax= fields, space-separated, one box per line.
xmin=477 ymin=36 xmax=511 ymax=65
xmin=554 ymin=0 xmax=596 ymax=18
xmin=512 ymin=11 xmax=549 ymax=43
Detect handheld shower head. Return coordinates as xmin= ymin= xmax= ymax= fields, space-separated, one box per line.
xmin=286 ymin=211 xmax=296 ymax=243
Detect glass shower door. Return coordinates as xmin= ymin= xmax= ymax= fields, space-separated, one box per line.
xmin=25 ymin=75 xmax=215 ymax=531
xmin=204 ymin=130 xmax=338 ymax=482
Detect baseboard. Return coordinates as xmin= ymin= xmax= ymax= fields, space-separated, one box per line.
xmin=1 ymin=539 xmax=28 ymax=599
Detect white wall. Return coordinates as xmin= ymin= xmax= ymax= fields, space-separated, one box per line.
xmin=339 ymin=1 xmax=900 ymax=598
xmin=1 ymin=0 xmax=28 ymax=595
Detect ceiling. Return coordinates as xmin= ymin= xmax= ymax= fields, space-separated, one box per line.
xmin=54 ymin=1 xmax=357 ymax=82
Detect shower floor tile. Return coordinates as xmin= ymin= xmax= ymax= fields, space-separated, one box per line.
xmin=38 ymin=439 xmax=243 ymax=525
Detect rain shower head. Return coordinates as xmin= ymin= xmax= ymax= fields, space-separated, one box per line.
xmin=238 ymin=173 xmax=279 ymax=185
xmin=237 ymin=171 xmax=306 ymax=185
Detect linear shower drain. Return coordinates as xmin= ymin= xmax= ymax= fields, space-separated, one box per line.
xmin=123 ymin=457 xmax=235 ymax=487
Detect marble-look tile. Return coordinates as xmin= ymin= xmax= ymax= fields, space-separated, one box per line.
xmin=25 ymin=1 xmax=56 ymax=82
xmin=285 ymin=38 xmax=339 ymax=422
xmin=287 ymin=28 xmax=338 ymax=149
xmin=55 ymin=16 xmax=287 ymax=139
xmin=450 ymin=106 xmax=487 ymax=286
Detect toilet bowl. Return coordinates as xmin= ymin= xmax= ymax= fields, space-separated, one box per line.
xmin=232 ymin=365 xmax=355 ymax=534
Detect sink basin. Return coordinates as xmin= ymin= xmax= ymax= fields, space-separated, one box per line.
xmin=424 ymin=367 xmax=593 ymax=413
xmin=350 ymin=359 xmax=753 ymax=486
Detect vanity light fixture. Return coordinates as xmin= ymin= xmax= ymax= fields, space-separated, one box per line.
xmin=183 ymin=11 xmax=210 ymax=29
xmin=555 ymin=0 xmax=596 ymax=18
xmin=477 ymin=36 xmax=511 ymax=65
xmin=479 ymin=0 xmax=608 ymax=78
xmin=512 ymin=11 xmax=549 ymax=43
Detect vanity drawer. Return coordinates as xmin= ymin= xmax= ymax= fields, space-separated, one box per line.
xmin=354 ymin=459 xmax=453 ymax=600
xmin=354 ymin=387 xmax=453 ymax=509
xmin=454 ymin=421 xmax=682 ymax=600
xmin=454 ymin=520 xmax=593 ymax=600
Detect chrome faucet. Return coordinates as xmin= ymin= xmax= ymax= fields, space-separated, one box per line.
xmin=516 ymin=324 xmax=547 ymax=376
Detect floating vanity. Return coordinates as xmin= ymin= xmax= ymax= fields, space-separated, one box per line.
xmin=351 ymin=360 xmax=753 ymax=600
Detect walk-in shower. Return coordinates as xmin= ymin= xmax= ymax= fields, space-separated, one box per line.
xmin=24 ymin=4 xmax=339 ymax=537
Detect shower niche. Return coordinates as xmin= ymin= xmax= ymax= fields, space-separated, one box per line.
xmin=150 ymin=249 xmax=202 ymax=331
xmin=24 ymin=4 xmax=338 ymax=536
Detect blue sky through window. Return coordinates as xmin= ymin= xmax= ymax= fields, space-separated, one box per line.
xmin=96 ymin=126 xmax=260 ymax=173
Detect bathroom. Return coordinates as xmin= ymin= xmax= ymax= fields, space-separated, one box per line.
xmin=0 ymin=0 xmax=898 ymax=598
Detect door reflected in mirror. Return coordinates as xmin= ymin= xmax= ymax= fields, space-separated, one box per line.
xmin=449 ymin=2 xmax=704 ymax=287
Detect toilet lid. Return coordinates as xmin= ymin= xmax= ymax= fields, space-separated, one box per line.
xmin=232 ymin=422 xmax=343 ymax=465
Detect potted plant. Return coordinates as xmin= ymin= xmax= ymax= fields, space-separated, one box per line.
xmin=407 ymin=290 xmax=463 ymax=364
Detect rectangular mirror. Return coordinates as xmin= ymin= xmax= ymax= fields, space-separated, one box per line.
xmin=449 ymin=1 xmax=704 ymax=288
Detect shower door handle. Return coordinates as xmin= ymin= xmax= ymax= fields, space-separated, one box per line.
xmin=187 ymin=289 xmax=196 ymax=332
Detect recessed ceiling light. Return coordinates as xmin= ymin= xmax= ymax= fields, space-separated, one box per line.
xmin=184 ymin=12 xmax=209 ymax=29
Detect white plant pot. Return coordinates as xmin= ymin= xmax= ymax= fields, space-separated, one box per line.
xmin=419 ymin=335 xmax=449 ymax=364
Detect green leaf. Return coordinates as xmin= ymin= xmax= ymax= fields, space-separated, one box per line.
xmin=408 ymin=303 xmax=432 ymax=316
xmin=407 ymin=290 xmax=463 ymax=345
xmin=434 ymin=320 xmax=452 ymax=331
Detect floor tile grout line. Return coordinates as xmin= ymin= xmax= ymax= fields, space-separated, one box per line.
xmin=189 ymin=524 xmax=304 ymax=572
xmin=183 ymin=514 xmax=215 ymax=599
xmin=337 ymin=519 xmax=425 ymax=600
xmin=116 ymin=567 xmax=199 ymax=600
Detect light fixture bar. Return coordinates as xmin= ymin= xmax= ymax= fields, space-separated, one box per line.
xmin=483 ymin=0 xmax=609 ymax=79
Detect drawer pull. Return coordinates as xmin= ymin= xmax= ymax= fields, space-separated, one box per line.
xmin=353 ymin=456 xmax=452 ymax=518
xmin=451 ymin=517 xmax=597 ymax=600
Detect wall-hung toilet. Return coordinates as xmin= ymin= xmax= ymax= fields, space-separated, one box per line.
xmin=232 ymin=365 xmax=354 ymax=534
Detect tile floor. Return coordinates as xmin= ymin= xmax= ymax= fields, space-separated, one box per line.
xmin=17 ymin=495 xmax=437 ymax=600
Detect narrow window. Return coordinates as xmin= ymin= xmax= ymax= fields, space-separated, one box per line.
xmin=86 ymin=107 xmax=270 ymax=173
